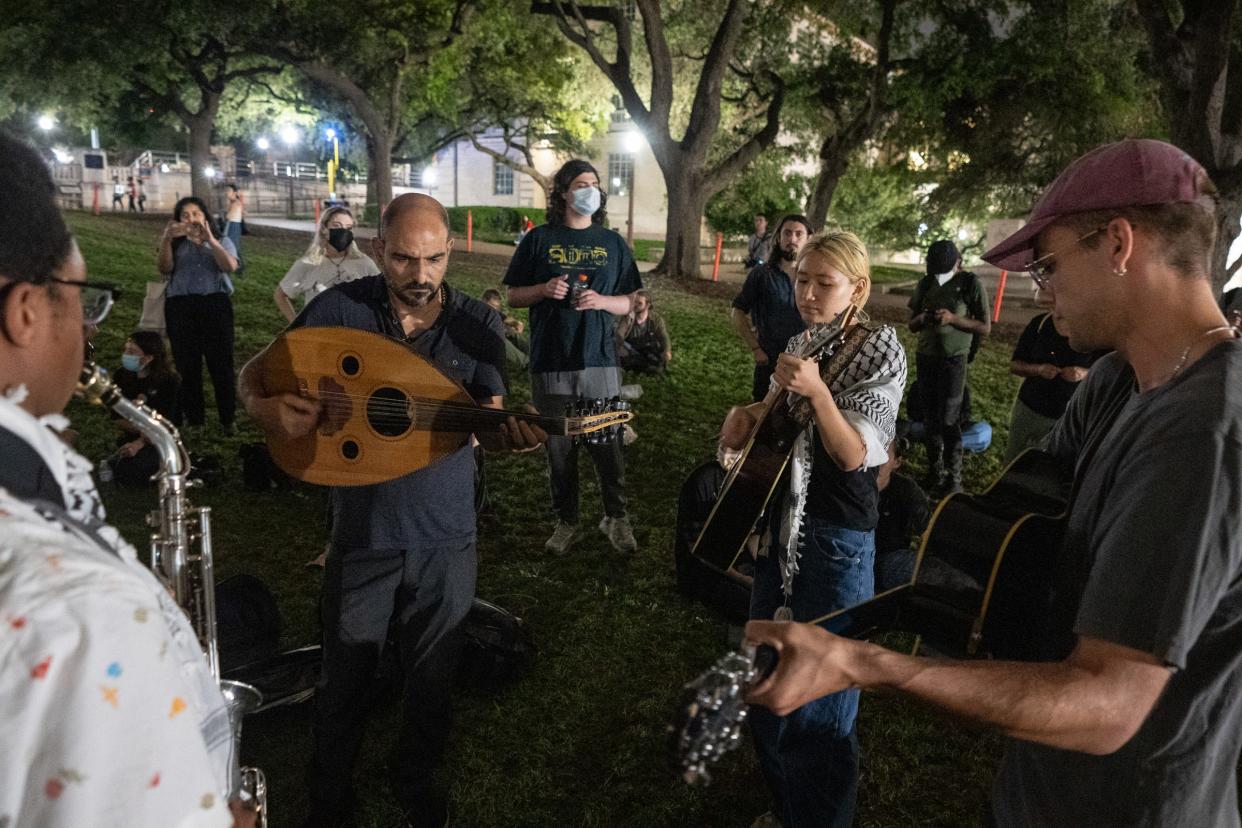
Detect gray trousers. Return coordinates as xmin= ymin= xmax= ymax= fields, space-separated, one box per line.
xmin=308 ymin=537 xmax=476 ymax=814
xmin=531 ymin=369 xmax=628 ymax=524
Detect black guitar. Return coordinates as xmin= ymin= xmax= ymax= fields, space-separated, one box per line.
xmin=675 ymin=449 xmax=1072 ymax=784
xmin=690 ymin=307 xmax=873 ymax=573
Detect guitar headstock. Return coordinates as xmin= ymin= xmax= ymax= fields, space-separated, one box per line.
xmin=671 ymin=641 xmax=774 ymax=786
xmin=566 ymin=397 xmax=633 ymax=445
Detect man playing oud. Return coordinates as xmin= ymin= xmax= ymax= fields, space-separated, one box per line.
xmin=239 ymin=194 xmax=544 ymax=827
xmin=746 ymin=139 xmax=1242 ymax=826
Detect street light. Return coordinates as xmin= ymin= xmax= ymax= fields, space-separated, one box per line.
xmin=204 ymin=165 xmax=216 ymax=179
xmin=325 ymin=128 xmax=340 ymax=198
xmin=423 ymin=166 xmax=437 ymax=188
xmin=256 ymin=136 xmax=270 ymax=151
xmin=280 ymin=125 xmax=299 ymax=146
xmin=37 ymin=114 xmax=55 ymax=132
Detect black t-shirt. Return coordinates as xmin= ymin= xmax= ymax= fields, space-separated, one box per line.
xmin=875 ymin=472 xmax=930 ymax=555
xmin=290 ymin=276 xmax=508 ymax=546
xmin=731 ymin=263 xmax=805 ymax=358
xmin=805 ymin=430 xmax=881 ymax=531
xmin=1011 ymin=312 xmax=1099 ymax=419
xmin=502 ymin=223 xmax=642 ymax=373
xmin=114 ymin=370 xmax=180 ymax=422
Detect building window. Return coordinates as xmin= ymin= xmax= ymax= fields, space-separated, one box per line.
xmin=607 ymin=153 xmax=634 ymax=195
xmin=493 ymin=160 xmax=514 ymax=195
xmin=610 ymin=94 xmax=630 ymax=123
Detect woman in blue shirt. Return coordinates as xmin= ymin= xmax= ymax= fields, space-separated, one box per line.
xmin=156 ymin=196 xmax=239 ymax=433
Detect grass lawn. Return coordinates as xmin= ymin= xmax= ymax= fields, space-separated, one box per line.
xmin=66 ymin=212 xmax=1022 ymax=827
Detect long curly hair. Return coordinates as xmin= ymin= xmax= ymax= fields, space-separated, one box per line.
xmin=546 ymin=159 xmax=608 ymax=227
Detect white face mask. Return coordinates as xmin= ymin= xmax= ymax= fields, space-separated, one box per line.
xmin=571 ymin=186 xmax=601 ymax=218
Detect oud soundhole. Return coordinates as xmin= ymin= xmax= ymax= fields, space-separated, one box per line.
xmin=341 ymin=355 xmax=361 ymax=376
xmin=341 ymin=440 xmax=359 ymax=460
xmin=367 ymin=386 xmax=412 ymax=437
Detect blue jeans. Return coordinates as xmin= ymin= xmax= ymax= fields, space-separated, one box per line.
xmin=224 ymin=220 xmax=244 ymax=272
xmin=750 ymin=517 xmax=876 ymax=828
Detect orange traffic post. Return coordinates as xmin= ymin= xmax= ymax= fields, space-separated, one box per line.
xmin=992 ymin=270 xmax=1008 ymax=322
xmin=711 ymin=232 xmax=724 ymax=282
xmin=314 ymin=199 xmax=321 ymax=225
xmin=467 ymin=209 xmax=473 ymax=253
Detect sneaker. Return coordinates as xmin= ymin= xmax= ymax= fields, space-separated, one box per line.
xmin=599 ymin=515 xmax=638 ymax=553
xmin=619 ymin=383 xmax=644 ymax=401
xmin=545 ymin=521 xmax=581 ymax=555
xmin=622 ymin=424 xmax=638 ymax=446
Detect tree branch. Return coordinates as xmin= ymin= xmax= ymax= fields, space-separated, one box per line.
xmin=683 ymin=0 xmax=749 ymax=155
xmin=703 ymin=73 xmax=785 ymax=194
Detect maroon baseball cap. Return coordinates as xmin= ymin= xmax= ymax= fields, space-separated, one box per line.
xmin=982 ymin=139 xmax=1214 ymax=272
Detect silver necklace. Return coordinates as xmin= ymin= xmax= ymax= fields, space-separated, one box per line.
xmin=1171 ymin=323 xmax=1240 ymax=378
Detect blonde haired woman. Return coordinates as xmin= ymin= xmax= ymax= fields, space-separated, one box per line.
xmin=720 ymin=229 xmax=907 ymax=828
xmin=273 ymin=206 xmax=379 ymax=322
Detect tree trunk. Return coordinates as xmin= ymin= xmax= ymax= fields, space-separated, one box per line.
xmin=373 ymin=129 xmax=394 ymax=217
xmin=364 ymin=134 xmax=378 ymax=223
xmin=1212 ymin=190 xmax=1242 ymax=293
xmin=186 ymin=114 xmax=216 ymax=202
xmin=806 ymin=150 xmax=850 ymax=231
xmin=655 ymin=168 xmax=707 ymax=280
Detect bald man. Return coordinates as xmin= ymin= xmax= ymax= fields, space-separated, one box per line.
xmin=239 ymin=194 xmax=544 ymax=827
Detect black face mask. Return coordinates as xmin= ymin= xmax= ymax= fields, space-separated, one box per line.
xmin=327 ymin=228 xmax=353 ymax=252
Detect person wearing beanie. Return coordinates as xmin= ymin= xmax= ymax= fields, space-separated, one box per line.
xmin=907 ymin=238 xmax=990 ymax=493
xmin=745 ymin=139 xmax=1242 ymax=828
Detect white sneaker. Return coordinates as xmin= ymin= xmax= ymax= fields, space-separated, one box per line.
xmin=622 ymin=424 xmax=638 ymax=446
xmin=545 ymin=521 xmax=580 ymax=556
xmin=619 ymin=383 xmax=644 ymax=401
xmin=599 ymin=515 xmax=638 ymax=553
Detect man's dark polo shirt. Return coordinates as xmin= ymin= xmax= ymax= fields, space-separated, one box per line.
xmin=731 ymin=262 xmax=805 ymax=359
xmin=290 ymin=275 xmax=507 ymax=547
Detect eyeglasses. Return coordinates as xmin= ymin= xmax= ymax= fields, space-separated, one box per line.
xmin=50 ymin=278 xmax=118 ymax=325
xmin=0 ymin=277 xmax=118 ymax=326
xmin=1026 ymin=226 xmax=1106 ymax=290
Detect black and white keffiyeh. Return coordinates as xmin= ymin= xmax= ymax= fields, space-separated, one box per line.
xmin=768 ymin=320 xmax=908 ymax=603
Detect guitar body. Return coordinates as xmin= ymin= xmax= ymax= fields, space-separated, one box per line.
xmin=826 ymin=448 xmax=1071 ymax=659
xmin=261 ymin=327 xmax=475 ymax=487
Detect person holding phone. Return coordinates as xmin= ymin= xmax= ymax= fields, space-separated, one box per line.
xmin=156 ymin=196 xmax=239 ymax=434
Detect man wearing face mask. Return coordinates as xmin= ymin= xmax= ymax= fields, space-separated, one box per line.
xmin=504 ymin=159 xmax=643 ymax=556
xmin=273 ymin=206 xmax=379 ymax=323
xmin=239 ymin=193 xmax=545 ymax=827
xmin=732 ymin=214 xmax=813 ymax=402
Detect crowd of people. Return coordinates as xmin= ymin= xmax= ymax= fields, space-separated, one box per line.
xmin=2 ymin=130 xmax=1241 ymax=828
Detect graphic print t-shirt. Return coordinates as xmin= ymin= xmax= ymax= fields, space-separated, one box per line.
xmin=502 ymin=223 xmax=642 ymax=373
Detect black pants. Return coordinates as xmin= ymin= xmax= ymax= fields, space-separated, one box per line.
xmin=165 ymin=293 xmax=236 ymax=427
xmin=752 ymin=358 xmax=777 ymax=402
xmin=308 ymin=538 xmax=476 ymax=817
xmin=534 ymin=391 xmax=627 ymax=524
xmin=916 ymin=352 xmax=967 ymax=484
xmin=620 ymin=348 xmax=666 ymax=374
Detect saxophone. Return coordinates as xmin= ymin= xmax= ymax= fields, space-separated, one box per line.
xmin=76 ymin=362 xmax=268 ymax=826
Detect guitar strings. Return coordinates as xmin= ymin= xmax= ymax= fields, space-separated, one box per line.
xmin=291 ymin=388 xmax=626 ymax=432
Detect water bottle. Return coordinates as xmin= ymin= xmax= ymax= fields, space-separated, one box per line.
xmin=570 ymin=273 xmax=590 ymax=306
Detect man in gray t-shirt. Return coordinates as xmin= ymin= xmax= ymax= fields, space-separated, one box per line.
xmin=742 ymin=139 xmax=1242 ymax=827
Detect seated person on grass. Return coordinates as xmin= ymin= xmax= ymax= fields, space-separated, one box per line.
xmin=615 ymin=289 xmax=671 ymax=374
xmin=482 ymin=287 xmax=529 ymax=370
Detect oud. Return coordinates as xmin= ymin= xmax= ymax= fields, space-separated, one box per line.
xmin=260 ymin=327 xmax=633 ymax=486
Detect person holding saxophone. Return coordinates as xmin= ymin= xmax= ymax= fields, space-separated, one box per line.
xmin=0 ymin=131 xmax=256 ymax=827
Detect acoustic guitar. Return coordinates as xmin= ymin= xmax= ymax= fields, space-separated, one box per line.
xmin=690 ymin=306 xmax=874 ymax=574
xmin=259 ymin=327 xmax=633 ymax=486
xmin=675 ymin=448 xmax=1072 ymax=784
